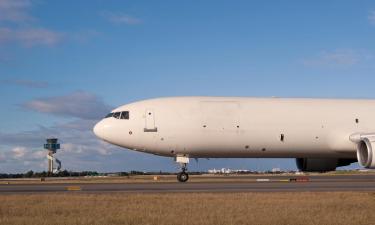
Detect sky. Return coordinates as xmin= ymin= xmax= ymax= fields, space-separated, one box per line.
xmin=1 ymin=0 xmax=375 ymax=173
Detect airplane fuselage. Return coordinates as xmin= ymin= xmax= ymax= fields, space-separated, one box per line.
xmin=94 ymin=97 xmax=375 ymax=159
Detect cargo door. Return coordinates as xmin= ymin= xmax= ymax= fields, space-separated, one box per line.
xmin=144 ymin=109 xmax=158 ymax=132
xmin=199 ymin=101 xmax=240 ymax=131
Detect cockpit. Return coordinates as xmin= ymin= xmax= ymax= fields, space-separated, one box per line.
xmin=105 ymin=111 xmax=129 ymax=120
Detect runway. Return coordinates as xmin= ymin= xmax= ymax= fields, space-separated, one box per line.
xmin=0 ymin=174 xmax=374 ymax=193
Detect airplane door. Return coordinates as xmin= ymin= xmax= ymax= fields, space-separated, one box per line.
xmin=144 ymin=109 xmax=158 ymax=132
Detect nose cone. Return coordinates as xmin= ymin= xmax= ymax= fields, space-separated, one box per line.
xmin=93 ymin=120 xmax=107 ymax=140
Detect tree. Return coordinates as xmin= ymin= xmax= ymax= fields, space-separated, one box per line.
xmin=24 ymin=170 xmax=34 ymax=178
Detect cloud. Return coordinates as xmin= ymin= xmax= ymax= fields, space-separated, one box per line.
xmin=12 ymin=146 xmax=26 ymax=159
xmin=302 ymin=49 xmax=372 ymax=68
xmin=0 ymin=27 xmax=63 ymax=47
xmin=0 ymin=118 xmax=131 ymax=172
xmin=13 ymin=28 xmax=63 ymax=46
xmin=0 ymin=0 xmax=33 ymax=23
xmin=102 ymin=11 xmax=142 ymax=25
xmin=369 ymin=10 xmax=375 ymax=25
xmin=0 ymin=1 xmax=101 ymax=48
xmin=23 ymin=91 xmax=112 ymax=120
xmin=0 ymin=130 xmax=45 ymax=147
xmin=0 ymin=114 xmax=106 ymax=149
xmin=0 ymin=79 xmax=49 ymax=88
xmin=0 ymin=1 xmax=63 ymax=47
xmin=0 ymin=119 xmax=105 ymax=151
xmin=1 ymin=145 xmax=60 ymax=172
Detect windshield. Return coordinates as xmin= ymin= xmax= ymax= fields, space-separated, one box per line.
xmin=105 ymin=113 xmax=114 ymax=118
xmin=104 ymin=111 xmax=129 ymax=120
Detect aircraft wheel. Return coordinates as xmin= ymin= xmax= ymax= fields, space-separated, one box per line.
xmin=177 ymin=172 xmax=189 ymax=182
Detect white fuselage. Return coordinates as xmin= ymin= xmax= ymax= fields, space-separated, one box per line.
xmin=93 ymin=97 xmax=375 ymax=159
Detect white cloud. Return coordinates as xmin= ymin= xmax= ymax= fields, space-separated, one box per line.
xmin=62 ymin=141 xmax=112 ymax=156
xmin=102 ymin=11 xmax=142 ymax=25
xmin=12 ymin=146 xmax=26 ymax=159
xmin=0 ymin=146 xmax=49 ymax=172
xmin=0 ymin=1 xmax=102 ymax=49
xmin=14 ymin=28 xmax=63 ymax=46
xmin=302 ymin=49 xmax=372 ymax=68
xmin=0 ymin=27 xmax=63 ymax=47
xmin=0 ymin=118 xmax=119 ymax=172
xmin=0 ymin=1 xmax=64 ymax=47
xmin=32 ymin=150 xmax=45 ymax=159
xmin=12 ymin=147 xmax=44 ymax=161
xmin=23 ymin=91 xmax=112 ymax=120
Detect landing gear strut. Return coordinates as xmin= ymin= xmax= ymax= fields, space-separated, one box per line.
xmin=175 ymin=155 xmax=189 ymax=182
xmin=177 ymin=164 xmax=189 ymax=182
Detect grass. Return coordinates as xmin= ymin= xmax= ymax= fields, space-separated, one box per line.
xmin=0 ymin=192 xmax=374 ymax=225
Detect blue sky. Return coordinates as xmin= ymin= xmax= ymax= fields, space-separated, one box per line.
xmin=1 ymin=0 xmax=375 ymax=173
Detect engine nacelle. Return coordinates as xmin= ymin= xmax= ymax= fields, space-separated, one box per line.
xmin=296 ymin=158 xmax=356 ymax=172
xmin=356 ymin=136 xmax=375 ymax=169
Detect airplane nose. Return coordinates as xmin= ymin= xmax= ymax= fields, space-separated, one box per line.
xmin=93 ymin=120 xmax=106 ymax=139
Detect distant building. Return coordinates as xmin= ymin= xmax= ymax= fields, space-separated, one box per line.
xmin=208 ymin=168 xmax=231 ymax=174
xmin=208 ymin=168 xmax=251 ymax=174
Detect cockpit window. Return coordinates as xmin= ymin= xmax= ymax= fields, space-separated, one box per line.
xmin=121 ymin=111 xmax=129 ymax=119
xmin=105 ymin=111 xmax=129 ymax=119
xmin=113 ymin=112 xmax=121 ymax=119
xmin=105 ymin=113 xmax=114 ymax=118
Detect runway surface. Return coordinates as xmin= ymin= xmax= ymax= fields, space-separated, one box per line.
xmin=0 ymin=174 xmax=374 ymax=193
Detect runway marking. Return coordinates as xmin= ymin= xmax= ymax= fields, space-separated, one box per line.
xmin=289 ymin=178 xmax=310 ymax=182
xmin=66 ymin=186 xmax=82 ymax=191
xmin=256 ymin=179 xmax=270 ymax=182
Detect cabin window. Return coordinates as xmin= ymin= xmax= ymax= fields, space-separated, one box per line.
xmin=121 ymin=111 xmax=129 ymax=120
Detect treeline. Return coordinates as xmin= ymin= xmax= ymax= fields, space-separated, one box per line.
xmin=128 ymin=171 xmax=203 ymax=175
xmin=0 ymin=170 xmax=100 ymax=178
xmin=0 ymin=170 xmax=204 ymax=178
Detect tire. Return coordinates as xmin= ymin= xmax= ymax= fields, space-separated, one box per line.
xmin=177 ymin=172 xmax=189 ymax=182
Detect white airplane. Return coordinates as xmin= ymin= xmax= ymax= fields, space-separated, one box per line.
xmin=93 ymin=97 xmax=375 ymax=182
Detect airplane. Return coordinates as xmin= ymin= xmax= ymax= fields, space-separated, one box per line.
xmin=93 ymin=96 xmax=375 ymax=182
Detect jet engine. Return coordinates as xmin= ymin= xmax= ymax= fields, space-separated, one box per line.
xmin=356 ymin=136 xmax=375 ymax=169
xmin=296 ymin=158 xmax=356 ymax=172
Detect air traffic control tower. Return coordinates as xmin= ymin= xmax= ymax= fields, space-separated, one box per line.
xmin=44 ymin=138 xmax=62 ymax=173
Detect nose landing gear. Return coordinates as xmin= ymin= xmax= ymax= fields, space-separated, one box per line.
xmin=175 ymin=155 xmax=189 ymax=182
xmin=177 ymin=163 xmax=189 ymax=182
